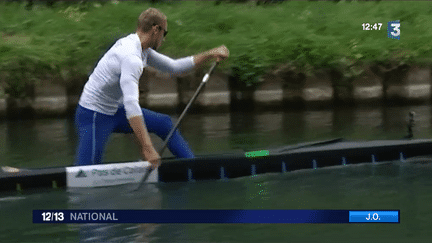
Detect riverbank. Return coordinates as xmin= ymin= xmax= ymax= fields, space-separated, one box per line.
xmin=0 ymin=64 xmax=430 ymax=119
xmin=2 ymin=1 xmax=432 ymax=105
xmin=2 ymin=1 xmax=432 ymax=118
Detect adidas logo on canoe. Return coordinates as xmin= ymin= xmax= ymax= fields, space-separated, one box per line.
xmin=76 ymin=170 xmax=87 ymax=178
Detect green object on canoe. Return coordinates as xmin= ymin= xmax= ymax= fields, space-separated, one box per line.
xmin=245 ymin=150 xmax=270 ymax=158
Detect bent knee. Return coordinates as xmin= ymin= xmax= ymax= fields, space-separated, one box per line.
xmin=159 ymin=114 xmax=173 ymax=129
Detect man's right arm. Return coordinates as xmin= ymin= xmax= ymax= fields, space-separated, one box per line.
xmin=120 ymin=56 xmax=160 ymax=168
xmin=128 ymin=116 xmax=160 ymax=169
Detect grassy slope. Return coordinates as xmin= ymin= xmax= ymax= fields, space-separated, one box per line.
xmin=0 ymin=1 xmax=431 ymax=87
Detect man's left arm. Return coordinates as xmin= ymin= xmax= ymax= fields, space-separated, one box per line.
xmin=147 ymin=45 xmax=229 ymax=75
xmin=147 ymin=49 xmax=195 ymax=76
xmin=192 ymin=45 xmax=229 ymax=68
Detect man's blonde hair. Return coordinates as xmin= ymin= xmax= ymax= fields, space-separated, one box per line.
xmin=137 ymin=8 xmax=167 ymax=33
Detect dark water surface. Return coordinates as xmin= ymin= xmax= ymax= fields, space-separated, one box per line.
xmin=1 ymin=105 xmax=432 ymax=242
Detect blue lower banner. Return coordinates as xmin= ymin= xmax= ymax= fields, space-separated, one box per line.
xmin=33 ymin=210 xmax=400 ymax=224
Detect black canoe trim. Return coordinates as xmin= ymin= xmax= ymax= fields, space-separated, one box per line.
xmin=1 ymin=138 xmax=432 ymax=192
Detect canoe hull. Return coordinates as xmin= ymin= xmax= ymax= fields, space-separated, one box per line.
xmin=1 ymin=139 xmax=432 ymax=192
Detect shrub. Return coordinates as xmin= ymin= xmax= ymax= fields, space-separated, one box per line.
xmin=230 ymin=53 xmax=268 ymax=88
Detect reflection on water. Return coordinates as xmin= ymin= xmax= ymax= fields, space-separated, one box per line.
xmin=1 ymin=105 xmax=432 ymax=241
xmin=0 ymin=123 xmax=5 ymax=157
xmin=68 ymin=184 xmax=162 ymax=243
xmin=1 ymin=157 xmax=432 ymax=242
xmin=1 ymin=105 xmax=432 ymax=168
xmin=202 ymin=115 xmax=230 ymax=138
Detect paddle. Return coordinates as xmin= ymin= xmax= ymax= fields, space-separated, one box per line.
xmin=133 ymin=61 xmax=219 ymax=191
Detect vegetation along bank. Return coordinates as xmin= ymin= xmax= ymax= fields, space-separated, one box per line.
xmin=1 ymin=1 xmax=431 ymax=118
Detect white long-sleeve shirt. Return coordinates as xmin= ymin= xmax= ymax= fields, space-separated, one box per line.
xmin=79 ymin=33 xmax=195 ymax=118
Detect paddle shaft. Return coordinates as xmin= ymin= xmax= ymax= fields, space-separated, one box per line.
xmin=159 ymin=62 xmax=218 ymax=156
xmin=134 ymin=62 xmax=218 ymax=190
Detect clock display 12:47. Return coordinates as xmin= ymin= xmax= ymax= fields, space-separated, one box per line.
xmin=362 ymin=23 xmax=383 ymax=30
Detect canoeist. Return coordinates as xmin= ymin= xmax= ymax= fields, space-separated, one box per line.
xmin=74 ymin=8 xmax=229 ymax=168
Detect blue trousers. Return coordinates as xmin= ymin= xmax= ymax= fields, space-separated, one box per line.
xmin=74 ymin=105 xmax=194 ymax=166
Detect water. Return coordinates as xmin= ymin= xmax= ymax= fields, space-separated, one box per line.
xmin=1 ymin=105 xmax=432 ymax=242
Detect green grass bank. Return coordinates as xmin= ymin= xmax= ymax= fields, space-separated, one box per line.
xmin=1 ymin=0 xmax=432 ymax=98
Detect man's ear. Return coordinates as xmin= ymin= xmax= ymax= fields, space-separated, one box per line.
xmin=151 ymin=25 xmax=159 ymax=35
